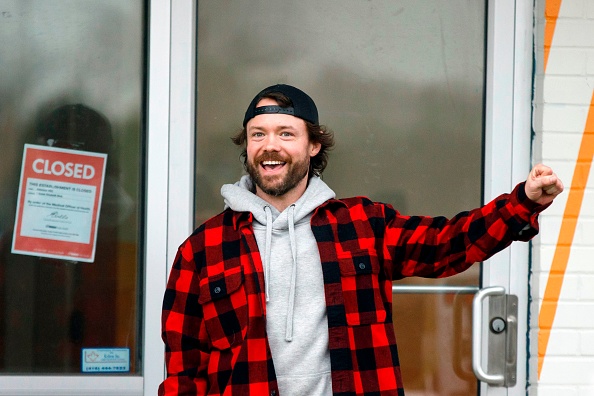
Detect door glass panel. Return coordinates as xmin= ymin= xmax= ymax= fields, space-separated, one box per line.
xmin=0 ymin=1 xmax=145 ymax=374
xmin=196 ymin=1 xmax=484 ymax=394
xmin=393 ymin=292 xmax=476 ymax=395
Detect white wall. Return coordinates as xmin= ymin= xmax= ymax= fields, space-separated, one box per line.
xmin=531 ymin=0 xmax=594 ymax=394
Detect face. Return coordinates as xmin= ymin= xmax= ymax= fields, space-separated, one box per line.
xmin=245 ymin=98 xmax=321 ymax=199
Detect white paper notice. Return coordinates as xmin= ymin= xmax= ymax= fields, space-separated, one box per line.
xmin=20 ymin=178 xmax=96 ymax=244
xmin=12 ymin=144 xmax=107 ymax=262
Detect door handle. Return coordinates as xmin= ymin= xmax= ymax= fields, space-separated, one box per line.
xmin=472 ymin=286 xmax=518 ymax=386
xmin=472 ymin=286 xmax=505 ymax=385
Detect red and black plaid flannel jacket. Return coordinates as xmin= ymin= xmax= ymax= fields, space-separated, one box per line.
xmin=160 ymin=182 xmax=545 ymax=396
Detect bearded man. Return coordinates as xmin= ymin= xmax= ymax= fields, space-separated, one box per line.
xmin=159 ymin=84 xmax=563 ymax=396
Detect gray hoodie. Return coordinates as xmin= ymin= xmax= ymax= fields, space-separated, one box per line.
xmin=221 ymin=175 xmax=336 ymax=396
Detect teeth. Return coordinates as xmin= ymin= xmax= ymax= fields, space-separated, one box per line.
xmin=262 ymin=161 xmax=284 ymax=165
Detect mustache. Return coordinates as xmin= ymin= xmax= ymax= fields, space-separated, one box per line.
xmin=254 ymin=152 xmax=291 ymax=163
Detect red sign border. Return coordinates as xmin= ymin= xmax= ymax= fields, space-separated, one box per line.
xmin=11 ymin=144 xmax=107 ymax=263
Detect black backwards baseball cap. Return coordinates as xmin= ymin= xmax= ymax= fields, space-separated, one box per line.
xmin=243 ymin=84 xmax=319 ymax=127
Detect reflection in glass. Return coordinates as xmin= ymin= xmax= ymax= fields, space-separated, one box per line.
xmin=0 ymin=1 xmax=144 ymax=374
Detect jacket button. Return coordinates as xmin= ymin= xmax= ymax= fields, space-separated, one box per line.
xmin=214 ymin=286 xmax=221 ymax=294
xmin=358 ymin=263 xmax=366 ymax=270
xmin=270 ymin=391 xmax=276 ymax=396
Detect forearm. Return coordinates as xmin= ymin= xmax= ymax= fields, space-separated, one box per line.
xmin=389 ymin=182 xmax=547 ymax=278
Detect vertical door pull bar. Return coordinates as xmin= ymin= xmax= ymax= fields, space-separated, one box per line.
xmin=472 ymin=286 xmax=506 ymax=385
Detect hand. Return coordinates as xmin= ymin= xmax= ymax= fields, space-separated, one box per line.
xmin=524 ymin=164 xmax=564 ymax=205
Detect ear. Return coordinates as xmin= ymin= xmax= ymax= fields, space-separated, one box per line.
xmin=309 ymin=141 xmax=321 ymax=157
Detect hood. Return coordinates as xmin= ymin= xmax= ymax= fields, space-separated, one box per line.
xmin=221 ymin=175 xmax=335 ymax=226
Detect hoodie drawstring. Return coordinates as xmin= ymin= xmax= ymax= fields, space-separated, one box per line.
xmin=262 ymin=204 xmax=299 ymax=341
xmin=263 ymin=205 xmax=273 ymax=302
xmin=285 ymin=204 xmax=297 ymax=342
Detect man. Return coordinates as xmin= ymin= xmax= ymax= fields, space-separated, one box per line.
xmin=159 ymin=84 xmax=563 ymax=396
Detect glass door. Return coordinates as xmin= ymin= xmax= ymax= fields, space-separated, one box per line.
xmin=0 ymin=1 xmax=198 ymax=394
xmin=193 ymin=1 xmax=531 ymax=395
xmin=0 ymin=1 xmax=146 ymax=394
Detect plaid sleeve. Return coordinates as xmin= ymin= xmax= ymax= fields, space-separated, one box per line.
xmin=386 ymin=182 xmax=548 ymax=278
xmin=159 ymin=231 xmax=210 ymax=396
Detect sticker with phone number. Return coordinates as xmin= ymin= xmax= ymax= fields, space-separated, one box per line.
xmin=82 ymin=348 xmax=130 ymax=373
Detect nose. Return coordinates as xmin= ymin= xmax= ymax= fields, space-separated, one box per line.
xmin=263 ymin=134 xmax=280 ymax=151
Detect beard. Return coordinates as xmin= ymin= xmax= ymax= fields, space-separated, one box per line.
xmin=246 ymin=152 xmax=310 ymax=197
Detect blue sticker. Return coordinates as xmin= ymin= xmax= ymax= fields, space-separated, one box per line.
xmin=81 ymin=348 xmax=130 ymax=373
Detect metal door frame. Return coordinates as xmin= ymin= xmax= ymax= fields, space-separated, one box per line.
xmin=481 ymin=0 xmax=533 ymax=394
xmin=144 ymin=0 xmax=196 ymax=395
xmin=146 ymin=0 xmax=534 ymax=394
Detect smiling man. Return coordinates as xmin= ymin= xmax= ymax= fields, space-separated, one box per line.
xmin=244 ymin=97 xmax=318 ymax=203
xmin=235 ymin=87 xmax=331 ymax=210
xmin=159 ymin=84 xmax=564 ymax=396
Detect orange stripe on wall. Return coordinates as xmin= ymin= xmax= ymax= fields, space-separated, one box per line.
xmin=544 ymin=0 xmax=562 ymax=72
xmin=538 ymin=91 xmax=594 ymax=379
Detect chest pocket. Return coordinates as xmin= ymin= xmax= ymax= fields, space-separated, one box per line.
xmin=198 ymin=267 xmax=248 ymax=350
xmin=338 ymin=249 xmax=387 ymax=326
